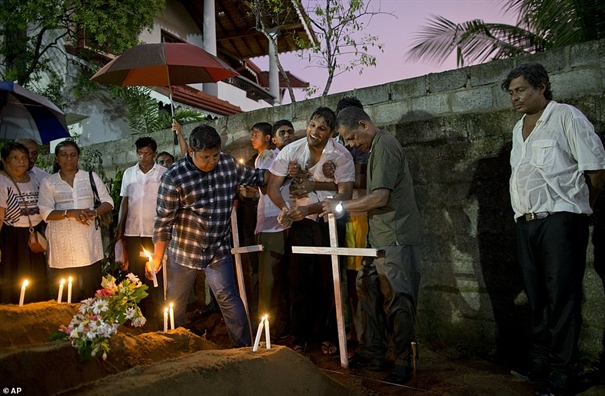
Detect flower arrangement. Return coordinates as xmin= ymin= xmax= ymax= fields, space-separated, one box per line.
xmin=54 ymin=273 xmax=148 ymax=361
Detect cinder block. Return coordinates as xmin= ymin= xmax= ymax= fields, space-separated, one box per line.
xmin=452 ymin=86 xmax=494 ymax=113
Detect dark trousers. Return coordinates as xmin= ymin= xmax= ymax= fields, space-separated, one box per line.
xmin=516 ymin=212 xmax=588 ymax=373
xmin=357 ymin=245 xmax=421 ymax=366
xmin=288 ymin=218 xmax=336 ymax=345
xmin=125 ymin=236 xmax=164 ymax=323
xmin=48 ymin=261 xmax=102 ymax=303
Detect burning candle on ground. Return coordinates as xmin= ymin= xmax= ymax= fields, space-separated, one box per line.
xmin=67 ymin=276 xmax=73 ymax=303
xmin=142 ymin=248 xmax=158 ymax=287
xmin=164 ymin=307 xmax=169 ymax=333
xmin=169 ymin=303 xmax=175 ymax=330
xmin=19 ymin=280 xmax=28 ymax=307
xmin=57 ymin=279 xmax=65 ymax=303
xmin=252 ymin=316 xmax=265 ymax=352
xmin=263 ymin=315 xmax=271 ymax=349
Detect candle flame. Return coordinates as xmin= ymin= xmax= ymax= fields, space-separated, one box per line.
xmin=68 ymin=276 xmax=72 ymax=283
xmin=239 ymin=158 xmax=244 ymax=164
xmin=142 ymin=248 xmax=153 ymax=261
xmin=170 ymin=302 xmax=174 ymax=308
xmin=22 ymin=280 xmax=29 ymax=287
xmin=60 ymin=279 xmax=65 ymax=285
xmin=164 ymin=307 xmax=168 ymax=313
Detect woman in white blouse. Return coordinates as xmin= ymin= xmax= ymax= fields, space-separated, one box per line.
xmin=38 ymin=141 xmax=113 ymax=302
xmin=0 ymin=142 xmax=47 ymax=303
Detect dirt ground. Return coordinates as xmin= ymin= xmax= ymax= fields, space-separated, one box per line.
xmin=0 ymin=301 xmax=603 ymax=395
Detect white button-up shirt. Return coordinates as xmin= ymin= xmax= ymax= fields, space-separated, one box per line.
xmin=269 ymin=137 xmax=355 ymax=221
xmin=255 ymin=148 xmax=291 ymax=234
xmin=38 ymin=170 xmax=114 ymax=268
xmin=120 ymin=163 xmax=166 ymax=237
xmin=509 ymin=101 xmax=605 ymax=220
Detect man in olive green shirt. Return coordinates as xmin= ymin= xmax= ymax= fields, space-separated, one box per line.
xmin=322 ymin=106 xmax=422 ymax=385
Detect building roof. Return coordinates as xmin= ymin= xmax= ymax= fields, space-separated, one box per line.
xmin=181 ymin=0 xmax=316 ymax=63
xmin=257 ymin=71 xmax=309 ymax=88
xmin=157 ymin=85 xmax=243 ymax=116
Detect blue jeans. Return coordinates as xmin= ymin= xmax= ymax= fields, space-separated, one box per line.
xmin=167 ymin=252 xmax=251 ymax=347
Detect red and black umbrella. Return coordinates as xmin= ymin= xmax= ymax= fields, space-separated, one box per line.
xmin=91 ymin=42 xmax=240 ymax=143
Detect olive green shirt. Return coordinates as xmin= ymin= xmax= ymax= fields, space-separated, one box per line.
xmin=367 ymin=130 xmax=422 ymax=247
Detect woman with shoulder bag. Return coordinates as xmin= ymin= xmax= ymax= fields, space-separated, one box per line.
xmin=0 ymin=142 xmax=48 ymax=304
xmin=38 ymin=141 xmax=114 ymax=302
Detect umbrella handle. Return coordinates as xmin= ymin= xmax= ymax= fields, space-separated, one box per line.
xmin=173 ymin=130 xmax=179 ymax=145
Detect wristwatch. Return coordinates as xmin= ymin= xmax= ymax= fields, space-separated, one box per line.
xmin=335 ymin=201 xmax=344 ymax=213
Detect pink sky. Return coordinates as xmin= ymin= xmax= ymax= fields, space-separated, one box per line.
xmin=253 ymin=0 xmax=519 ymax=101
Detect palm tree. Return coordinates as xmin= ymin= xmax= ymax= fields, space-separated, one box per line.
xmin=407 ymin=0 xmax=605 ymax=67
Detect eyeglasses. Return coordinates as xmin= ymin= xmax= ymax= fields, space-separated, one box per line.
xmin=137 ymin=151 xmax=155 ymax=158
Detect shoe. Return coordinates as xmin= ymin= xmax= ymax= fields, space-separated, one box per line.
xmin=321 ymin=341 xmax=338 ymax=356
xmin=544 ymin=371 xmax=573 ymax=396
xmin=292 ymin=344 xmax=306 ymax=354
xmin=348 ymin=353 xmax=388 ymax=371
xmin=510 ymin=359 xmax=549 ymax=382
xmin=383 ymin=365 xmax=413 ymax=385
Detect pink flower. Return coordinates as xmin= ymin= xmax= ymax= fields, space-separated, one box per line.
xmin=95 ymin=288 xmax=114 ymax=298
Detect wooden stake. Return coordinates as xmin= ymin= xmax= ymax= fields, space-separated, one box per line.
xmin=230 ymin=207 xmax=264 ymax=340
xmin=291 ymin=214 xmax=379 ymax=368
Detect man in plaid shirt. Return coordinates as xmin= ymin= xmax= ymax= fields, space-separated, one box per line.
xmin=149 ymin=124 xmax=267 ymax=347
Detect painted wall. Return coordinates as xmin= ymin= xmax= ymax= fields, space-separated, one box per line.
xmin=91 ymin=39 xmax=605 ymax=360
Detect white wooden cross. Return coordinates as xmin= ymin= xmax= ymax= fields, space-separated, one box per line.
xmin=230 ymin=206 xmax=264 ymax=339
xmin=291 ymin=213 xmax=379 ymax=368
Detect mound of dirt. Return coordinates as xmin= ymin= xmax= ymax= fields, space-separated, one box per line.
xmin=0 ymin=302 xmax=357 ymax=396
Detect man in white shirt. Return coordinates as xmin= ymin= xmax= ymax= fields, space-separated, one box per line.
xmin=503 ymin=63 xmax=605 ymax=396
xmin=16 ymin=138 xmax=49 ymax=183
xmin=117 ymin=137 xmax=166 ymax=324
xmin=268 ymin=107 xmax=355 ymax=354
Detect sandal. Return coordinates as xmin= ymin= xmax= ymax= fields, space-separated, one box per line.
xmin=321 ymin=341 xmax=338 ymax=356
xmin=292 ymin=343 xmax=306 ymax=354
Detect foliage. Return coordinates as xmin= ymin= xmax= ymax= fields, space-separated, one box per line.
xmin=407 ymin=0 xmax=605 ymax=67
xmin=109 ymin=86 xmax=206 ymax=134
xmin=249 ymin=0 xmax=302 ymax=103
xmin=53 ymin=274 xmax=148 ymax=361
xmin=298 ymin=0 xmax=392 ymax=96
xmin=0 ymin=0 xmax=166 ymax=86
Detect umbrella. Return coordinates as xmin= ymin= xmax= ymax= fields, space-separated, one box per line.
xmin=90 ymin=43 xmax=240 ymax=143
xmin=90 ymin=42 xmax=239 ymax=87
xmin=0 ymin=81 xmax=70 ymax=144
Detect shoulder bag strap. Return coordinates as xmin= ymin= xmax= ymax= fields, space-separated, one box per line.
xmin=88 ymin=171 xmax=101 ymax=202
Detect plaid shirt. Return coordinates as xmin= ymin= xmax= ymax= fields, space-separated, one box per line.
xmin=153 ymin=152 xmax=265 ymax=269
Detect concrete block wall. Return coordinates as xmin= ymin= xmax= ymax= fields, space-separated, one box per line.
xmin=91 ymin=39 xmax=605 ymax=359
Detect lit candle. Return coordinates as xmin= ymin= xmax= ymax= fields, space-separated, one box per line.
xmin=67 ymin=276 xmax=72 ymax=304
xmin=169 ymin=303 xmax=175 ymax=330
xmin=239 ymin=158 xmax=244 ymax=164
xmin=57 ymin=279 xmax=65 ymax=303
xmin=252 ymin=317 xmax=265 ymax=352
xmin=143 ymin=248 xmax=158 ymax=287
xmin=19 ymin=280 xmax=28 ymax=307
xmin=264 ymin=315 xmax=271 ymax=349
xmin=164 ymin=307 xmax=169 ymax=333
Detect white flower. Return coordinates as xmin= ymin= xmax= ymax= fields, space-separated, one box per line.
xmin=132 ymin=316 xmax=147 ymax=327
xmin=79 ymin=298 xmax=95 ymax=313
xmin=125 ymin=273 xmax=142 ymax=286
xmin=92 ymin=299 xmax=109 ymax=314
xmin=124 ymin=307 xmax=136 ymax=320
